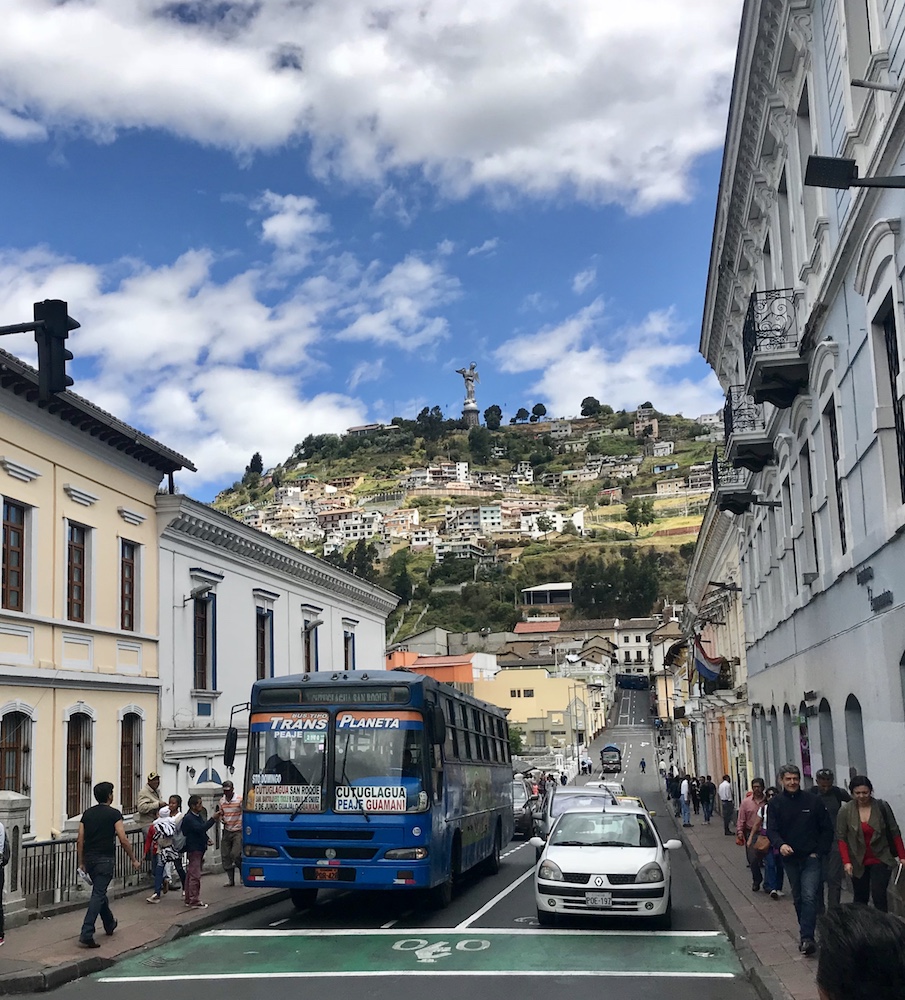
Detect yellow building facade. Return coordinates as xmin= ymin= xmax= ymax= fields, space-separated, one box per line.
xmin=0 ymin=349 xmax=192 ymax=836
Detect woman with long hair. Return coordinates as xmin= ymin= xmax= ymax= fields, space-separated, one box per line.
xmin=836 ymin=775 xmax=905 ymax=912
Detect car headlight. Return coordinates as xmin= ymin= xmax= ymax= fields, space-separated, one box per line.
xmin=385 ymin=847 xmax=429 ymax=860
xmin=538 ymin=860 xmax=563 ymax=881
xmin=636 ymin=863 xmax=665 ymax=883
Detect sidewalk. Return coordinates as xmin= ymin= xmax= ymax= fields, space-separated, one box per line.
xmin=666 ymin=798 xmax=823 ymax=1000
xmin=0 ymin=874 xmax=287 ymax=993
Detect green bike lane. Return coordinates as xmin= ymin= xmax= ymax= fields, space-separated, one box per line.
xmin=95 ymin=928 xmax=742 ymax=982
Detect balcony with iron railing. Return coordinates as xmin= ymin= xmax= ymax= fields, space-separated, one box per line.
xmin=742 ymin=288 xmax=809 ymax=408
xmin=723 ymin=385 xmax=773 ymax=473
xmin=711 ymin=450 xmax=756 ymax=515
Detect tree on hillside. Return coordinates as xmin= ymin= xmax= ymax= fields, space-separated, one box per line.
xmin=532 ymin=403 xmax=547 ymax=420
xmin=600 ymin=404 xmax=614 ymax=416
xmin=625 ymin=497 xmax=656 ymax=537
xmin=529 ymin=413 xmax=539 ymax=423
xmin=248 ymin=452 xmax=264 ymax=475
xmin=581 ymin=396 xmax=602 ymax=417
xmin=483 ymin=404 xmax=503 ymax=430
xmin=468 ymin=425 xmax=492 ymax=463
xmin=515 ymin=407 xmax=530 ymax=423
xmin=536 ymin=513 xmax=554 ymax=539
xmin=416 ymin=405 xmax=445 ymax=442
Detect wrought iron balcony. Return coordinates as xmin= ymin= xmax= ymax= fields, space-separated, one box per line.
xmin=723 ymin=386 xmax=773 ymax=473
xmin=742 ymin=288 xmax=809 ymax=408
xmin=711 ymin=450 xmax=755 ymax=514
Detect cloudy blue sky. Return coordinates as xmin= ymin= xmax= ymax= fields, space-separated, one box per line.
xmin=0 ymin=0 xmax=742 ymax=497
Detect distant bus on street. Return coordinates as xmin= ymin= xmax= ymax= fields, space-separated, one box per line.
xmin=225 ymin=670 xmax=513 ymax=910
xmin=599 ymin=743 xmax=623 ymax=773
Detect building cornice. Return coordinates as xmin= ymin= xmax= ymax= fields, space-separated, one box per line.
xmin=157 ymin=494 xmax=399 ymax=617
xmin=686 ymin=497 xmax=736 ymax=606
xmin=0 ymin=666 xmax=160 ymax=693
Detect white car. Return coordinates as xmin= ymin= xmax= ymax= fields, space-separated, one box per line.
xmin=530 ymin=806 xmax=681 ymax=928
xmin=585 ymin=780 xmax=626 ymax=797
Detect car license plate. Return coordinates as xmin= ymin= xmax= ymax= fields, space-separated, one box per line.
xmin=315 ymin=868 xmax=339 ymax=881
xmin=586 ymin=892 xmax=612 ymax=908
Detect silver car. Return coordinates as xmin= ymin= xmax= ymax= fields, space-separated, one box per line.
xmin=532 ymin=786 xmax=617 ymax=858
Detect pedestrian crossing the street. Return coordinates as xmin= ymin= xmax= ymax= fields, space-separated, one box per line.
xmin=95 ymin=928 xmax=743 ymax=983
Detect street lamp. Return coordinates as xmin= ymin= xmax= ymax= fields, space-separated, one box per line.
xmin=804 ymin=154 xmax=905 ymax=189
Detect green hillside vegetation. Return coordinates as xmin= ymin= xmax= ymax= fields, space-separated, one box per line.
xmin=211 ymin=403 xmax=713 ymax=637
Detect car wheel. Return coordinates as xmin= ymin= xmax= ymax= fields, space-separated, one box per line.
xmin=289 ymin=888 xmax=318 ymax=911
xmin=536 ymin=908 xmax=556 ymax=927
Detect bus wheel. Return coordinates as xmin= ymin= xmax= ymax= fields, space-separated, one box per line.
xmin=289 ymin=888 xmax=318 ymax=911
xmin=481 ymin=823 xmax=502 ymax=876
xmin=426 ymin=875 xmax=453 ymax=910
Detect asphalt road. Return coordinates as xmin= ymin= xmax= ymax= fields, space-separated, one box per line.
xmin=57 ymin=688 xmax=759 ymax=1000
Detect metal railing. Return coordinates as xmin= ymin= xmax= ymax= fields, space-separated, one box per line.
xmin=723 ymin=385 xmax=765 ymax=442
xmin=742 ymin=288 xmax=799 ymax=371
xmin=21 ymin=828 xmax=147 ymax=908
xmin=711 ymin=450 xmax=749 ymax=491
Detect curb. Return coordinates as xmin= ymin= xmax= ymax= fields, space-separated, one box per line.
xmin=660 ymin=792 xmax=792 ymax=1000
xmin=0 ymin=890 xmax=290 ymax=994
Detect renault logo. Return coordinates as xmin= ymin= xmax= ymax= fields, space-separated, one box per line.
xmin=594 ymin=876 xmax=603 ymax=887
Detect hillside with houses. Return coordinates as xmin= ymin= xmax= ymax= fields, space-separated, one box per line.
xmin=211 ymin=402 xmax=724 ymax=638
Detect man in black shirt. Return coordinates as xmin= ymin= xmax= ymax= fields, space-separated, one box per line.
xmin=811 ymin=767 xmax=851 ymax=910
xmin=76 ymin=781 xmax=141 ymax=948
xmin=767 ymin=764 xmax=833 ymax=956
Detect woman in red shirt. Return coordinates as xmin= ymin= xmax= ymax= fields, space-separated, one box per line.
xmin=836 ymin=775 xmax=905 ymax=912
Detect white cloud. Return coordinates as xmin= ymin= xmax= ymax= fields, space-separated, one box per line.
xmin=572 ymin=266 xmax=596 ymax=295
xmin=0 ymin=192 xmax=458 ymax=489
xmin=495 ymin=304 xmax=723 ymax=418
xmin=0 ymin=0 xmax=742 ymax=207
xmin=467 ymin=238 xmax=500 ymax=257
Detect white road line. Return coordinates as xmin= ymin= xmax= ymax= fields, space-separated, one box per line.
xmin=202 ymin=928 xmax=724 ymax=938
xmin=268 ymin=918 xmax=289 ymax=927
xmin=501 ymin=841 xmax=528 ymax=860
xmin=99 ymin=972 xmax=736 ymax=983
xmin=98 ymin=968 xmax=738 ymax=983
xmin=453 ymin=867 xmax=535 ymax=929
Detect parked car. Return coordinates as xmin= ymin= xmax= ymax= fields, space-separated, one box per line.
xmin=511 ymin=779 xmax=539 ymax=839
xmin=531 ymin=786 xmax=617 ymax=858
xmin=531 ymin=806 xmax=681 ymax=927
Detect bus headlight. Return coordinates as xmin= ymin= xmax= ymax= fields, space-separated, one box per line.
xmin=244 ymin=845 xmax=280 ymax=858
xmin=385 ymin=847 xmax=429 ymax=861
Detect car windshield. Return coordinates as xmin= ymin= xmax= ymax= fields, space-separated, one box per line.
xmin=512 ymin=782 xmax=529 ymax=806
xmin=551 ymin=793 xmax=611 ymax=817
xmin=551 ymin=812 xmax=657 ymax=848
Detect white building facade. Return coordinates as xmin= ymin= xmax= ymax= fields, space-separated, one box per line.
xmin=701 ymin=0 xmax=905 ymax=814
xmin=156 ymin=495 xmax=398 ymax=799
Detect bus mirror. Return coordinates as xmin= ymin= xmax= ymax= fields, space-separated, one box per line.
xmin=224 ymin=726 xmax=238 ymax=768
xmin=431 ymin=706 xmax=446 ymax=745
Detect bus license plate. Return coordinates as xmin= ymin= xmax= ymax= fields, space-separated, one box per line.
xmin=315 ymin=869 xmax=339 ymax=881
xmin=586 ymin=892 xmax=612 ymax=908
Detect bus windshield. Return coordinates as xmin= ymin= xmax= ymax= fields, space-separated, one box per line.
xmin=247 ymin=711 xmax=328 ymax=813
xmin=333 ymin=710 xmax=427 ymax=813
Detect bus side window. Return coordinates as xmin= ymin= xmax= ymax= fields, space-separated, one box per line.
xmin=444 ymin=697 xmax=459 ymax=760
xmin=459 ymin=703 xmax=473 ymax=760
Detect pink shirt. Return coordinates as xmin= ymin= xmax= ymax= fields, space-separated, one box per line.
xmin=737 ymin=794 xmax=765 ymax=837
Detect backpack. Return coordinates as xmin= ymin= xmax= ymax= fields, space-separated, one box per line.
xmin=172 ymin=831 xmax=186 ymax=853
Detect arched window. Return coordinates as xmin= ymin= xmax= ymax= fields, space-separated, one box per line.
xmin=783 ymin=704 xmax=797 ymax=766
xmin=769 ymin=707 xmax=781 ymax=781
xmin=818 ymin=699 xmax=836 ymax=775
xmin=66 ymin=712 xmax=93 ymax=818
xmin=844 ymin=694 xmax=866 ymax=782
xmin=119 ymin=713 xmax=142 ymax=815
xmin=0 ymin=711 xmax=31 ymax=795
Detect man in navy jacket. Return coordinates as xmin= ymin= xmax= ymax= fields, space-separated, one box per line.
xmin=767 ymin=764 xmax=833 ymax=956
xmin=182 ymin=795 xmax=219 ymax=908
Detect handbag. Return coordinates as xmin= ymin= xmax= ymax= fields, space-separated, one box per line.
xmin=751 ymin=834 xmax=771 ymax=854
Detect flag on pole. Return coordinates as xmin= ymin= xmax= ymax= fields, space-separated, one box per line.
xmin=693 ymin=638 xmax=722 ymax=682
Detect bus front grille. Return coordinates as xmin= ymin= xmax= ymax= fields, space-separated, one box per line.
xmin=286 ymin=829 xmax=375 ymax=841
xmin=286 ymin=846 xmax=378 ymax=860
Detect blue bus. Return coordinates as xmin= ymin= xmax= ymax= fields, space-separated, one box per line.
xmin=225 ymin=670 xmax=514 ymax=910
xmin=599 ymin=743 xmax=622 ymax=773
